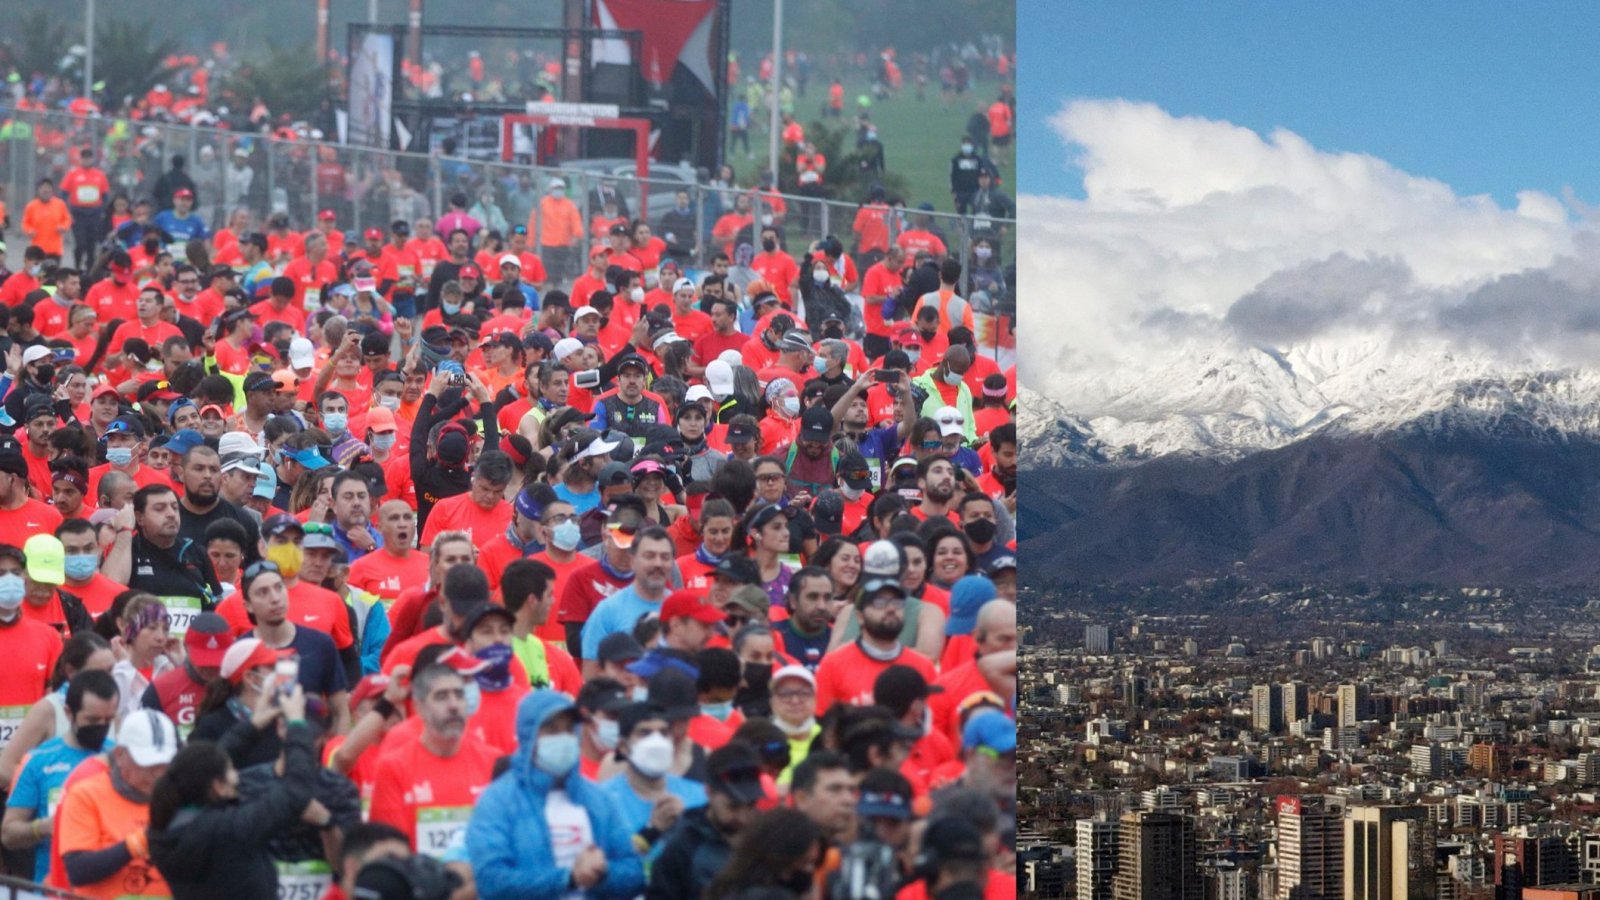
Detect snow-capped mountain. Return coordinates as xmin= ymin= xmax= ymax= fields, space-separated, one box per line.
xmin=1022 ymin=336 xmax=1600 ymax=465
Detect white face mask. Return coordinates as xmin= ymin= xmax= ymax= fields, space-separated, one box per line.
xmin=840 ymin=484 xmax=864 ymax=501
xmin=378 ymin=395 xmax=401 ymax=411
xmin=630 ymin=287 xmax=645 ymax=303
xmin=535 ymin=733 xmax=580 ymax=776
xmin=0 ymin=573 xmax=23 ymax=612
xmin=813 ymin=269 xmax=828 ymax=284
xmin=628 ymin=733 xmax=675 ymax=779
xmin=593 ymin=718 xmax=620 ymax=750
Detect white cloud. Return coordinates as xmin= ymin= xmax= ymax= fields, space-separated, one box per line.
xmin=1022 ymin=99 xmax=1588 ymax=409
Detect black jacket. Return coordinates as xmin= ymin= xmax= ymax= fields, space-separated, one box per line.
xmin=797 ymin=254 xmax=852 ymax=337
xmin=51 ymin=588 xmax=95 ymax=637
xmin=409 ymin=392 xmax=499 ymax=533
xmin=647 ymin=806 xmax=733 ymax=900
xmin=149 ymin=722 xmax=318 ymax=900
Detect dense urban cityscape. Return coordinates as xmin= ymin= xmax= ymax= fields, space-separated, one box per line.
xmin=1017 ymin=580 xmax=1600 ymax=900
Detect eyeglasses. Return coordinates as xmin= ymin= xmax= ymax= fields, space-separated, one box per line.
xmin=756 ymin=473 xmax=785 ymax=483
xmin=865 ymin=595 xmax=907 ymax=610
xmin=544 ymin=513 xmax=575 ymax=525
xmin=724 ymin=612 xmax=751 ymax=628
xmin=919 ymin=440 xmax=942 ymax=450
xmin=243 ymin=560 xmax=280 ymax=579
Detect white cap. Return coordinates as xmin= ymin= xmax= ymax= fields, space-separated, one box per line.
xmin=573 ymin=434 xmax=620 ymax=461
xmin=288 ymin=337 xmax=315 ymax=370
xmin=704 ymin=359 xmax=735 ymax=398
xmin=573 ymin=305 xmax=600 ymax=321
xmin=553 ymin=338 xmax=584 ymax=362
xmin=217 ymin=431 xmax=263 ymax=459
xmin=934 ymin=405 xmax=966 ymax=437
xmin=498 ymin=253 xmax=521 ymax=270
xmin=651 ymin=331 xmax=685 ymax=351
xmin=548 ymin=178 xmax=566 ymax=189
xmin=771 ymin=664 xmax=816 ymax=689
xmin=220 ymin=454 xmax=261 ymax=476
xmin=21 ymin=345 xmax=50 ymax=366
xmin=115 ymin=709 xmax=180 ymax=766
xmin=685 ymin=384 xmax=713 ymax=404
xmin=717 ymin=349 xmax=744 ymax=367
xmin=861 ymin=539 xmax=905 ymax=579
xmin=672 ymin=278 xmax=696 ymax=294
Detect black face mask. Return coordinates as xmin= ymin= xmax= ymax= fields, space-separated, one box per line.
xmin=762 ymin=238 xmax=777 ymax=252
xmin=33 ymin=365 xmax=55 ymax=385
xmin=822 ymin=325 xmax=844 ymax=340
xmin=964 ymin=518 xmax=997 ymax=546
xmin=742 ymin=661 xmax=772 ymax=694
xmin=76 ymin=722 xmax=110 ymax=751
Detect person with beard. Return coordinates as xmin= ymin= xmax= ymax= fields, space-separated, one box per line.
xmin=830 ymin=366 xmax=918 ymax=488
xmin=645 ymin=741 xmax=765 ymax=900
xmin=368 ymin=661 xmax=499 ymax=854
xmin=774 ymin=567 xmax=834 ymax=671
xmin=913 ymin=454 xmax=961 ymax=525
xmin=2 ymin=670 xmax=119 ymax=882
xmin=814 ymin=573 xmax=937 ymax=714
xmin=176 ymin=445 xmax=262 ymax=564
xmin=976 ymin=422 xmax=1015 ymax=515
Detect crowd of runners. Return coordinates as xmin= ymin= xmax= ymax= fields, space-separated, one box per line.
xmin=0 ymin=76 xmax=1016 ymax=900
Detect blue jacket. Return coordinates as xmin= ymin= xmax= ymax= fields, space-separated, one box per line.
xmin=467 ymin=690 xmax=645 ymax=899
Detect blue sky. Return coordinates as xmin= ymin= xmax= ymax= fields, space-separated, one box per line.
xmin=1020 ymin=2 xmax=1600 ymax=206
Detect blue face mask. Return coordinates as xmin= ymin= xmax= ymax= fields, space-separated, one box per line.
xmin=462 ymin=680 xmax=482 ymax=717
xmin=442 ymin=302 xmax=461 ymax=316
xmin=323 ymin=412 xmax=348 ymax=435
xmin=106 ymin=447 xmax=134 ymax=467
xmin=64 ymin=554 xmax=98 ymax=582
xmin=535 ymin=733 xmax=580 ymax=776
xmin=550 ymin=519 xmax=581 ymax=552
xmin=812 ymin=356 xmax=828 ymax=374
xmin=0 ymin=573 xmax=24 ymax=611
xmin=701 ymin=700 xmax=734 ymax=722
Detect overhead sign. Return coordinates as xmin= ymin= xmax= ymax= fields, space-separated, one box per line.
xmin=524 ymin=101 xmax=622 ymax=127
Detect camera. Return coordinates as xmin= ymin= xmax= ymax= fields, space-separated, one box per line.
xmin=352 ymin=854 xmax=461 ymax=900
xmin=574 ymin=369 xmax=602 ymax=390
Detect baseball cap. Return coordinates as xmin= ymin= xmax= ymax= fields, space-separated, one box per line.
xmin=199 ymin=404 xmax=228 ymax=420
xmin=285 ymin=446 xmax=332 ymax=469
xmin=22 ymin=534 xmax=64 ymax=585
xmin=173 ymin=187 xmax=194 ymax=199
xmin=861 ymin=540 xmax=905 ymax=579
xmin=21 ymin=345 xmax=51 ymax=366
xmin=725 ymin=420 xmax=758 ymax=445
xmin=288 ymin=338 xmax=316 ymax=370
xmin=349 ymin=673 xmax=390 ymax=708
xmin=553 ymin=337 xmax=584 ymax=362
xmin=115 ymin=709 xmax=180 ymax=766
xmin=165 ymin=429 xmax=206 ymax=457
xmin=0 ymin=453 xmax=25 ymax=480
xmin=103 ymin=415 xmax=147 ymax=440
xmin=684 ymin=384 xmax=713 ymax=405
xmin=985 ymin=554 xmax=1017 ymax=577
xmin=220 ymin=638 xmax=291 ymax=684
xmin=799 ymin=406 xmax=833 ymax=442
xmin=874 ymin=664 xmax=944 ymax=715
xmin=363 ymin=227 xmax=384 ymax=241
xmin=771 ymin=664 xmax=816 ymax=690
xmin=645 ymin=667 xmax=701 ymax=721
xmin=573 ymin=305 xmax=601 ymax=321
xmin=934 ymin=406 xmax=966 ymax=437
xmin=962 ymin=709 xmax=1016 ymax=754
xmin=920 ymin=817 xmax=988 ymax=864
xmin=462 ymin=603 xmax=516 ymax=635
xmin=860 ymin=577 xmax=909 ymax=602
xmin=366 ymin=407 xmax=398 ymax=434
xmin=253 ymin=464 xmax=278 ymax=499
xmin=947 ymin=575 xmax=997 ymax=636
xmin=22 ymin=395 xmax=55 ymax=424
xmin=318 ymin=208 xmax=337 ymax=221
xmin=262 ymin=513 xmax=306 ymax=538
xmin=713 ymin=554 xmax=761 ymax=586
xmin=271 ymin=370 xmax=299 ymax=393
xmin=838 ymin=450 xmax=872 ymax=490
xmin=184 ymin=612 xmax=233 ymax=668
xmin=577 ymin=678 xmax=631 ymax=713
xmin=722 ymin=584 xmax=769 ymax=620
xmin=497 ymin=253 xmax=521 ymax=269
xmin=596 ymin=632 xmax=646 ymax=666
xmin=302 ymin=522 xmax=338 ymax=551
xmin=574 ymin=433 xmax=621 ymax=462
xmin=705 ymin=742 xmax=766 ymax=804
xmin=661 ymin=589 xmax=722 ymax=624
xmin=859 ymin=784 xmax=914 ymax=820
xmin=91 ymin=382 xmax=121 ymax=403
xmin=777 ymin=330 xmax=814 ymax=354
xmin=704 ymin=360 xmax=735 ymax=398
xmin=136 ymin=379 xmax=182 ymax=404
xmin=459 ymin=265 xmax=482 ymax=280
xmin=811 ymin=490 xmax=845 ymax=536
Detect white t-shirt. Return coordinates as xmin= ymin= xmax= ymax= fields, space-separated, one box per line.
xmin=546 ymin=788 xmax=595 ymax=899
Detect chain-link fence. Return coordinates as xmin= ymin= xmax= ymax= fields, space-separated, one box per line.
xmin=0 ymin=105 xmax=1014 ymax=361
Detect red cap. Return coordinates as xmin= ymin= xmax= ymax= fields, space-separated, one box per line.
xmin=661 ymin=589 xmax=722 ymax=623
xmin=363 ymin=227 xmax=383 ymax=241
xmin=173 ymin=188 xmax=194 ymax=199
xmin=318 ymin=209 xmax=337 ymax=221
xmin=459 ymin=265 xmax=481 ymax=280
xmin=589 ymin=245 xmax=612 ymax=259
xmin=184 ymin=623 xmax=232 ymax=669
xmin=349 ymin=673 xmax=390 ymax=707
xmin=892 ymin=322 xmax=919 ymax=342
xmin=92 ymin=383 xmax=120 ymax=402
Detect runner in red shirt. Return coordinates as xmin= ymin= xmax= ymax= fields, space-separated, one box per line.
xmin=814 ymin=577 xmax=937 ymax=714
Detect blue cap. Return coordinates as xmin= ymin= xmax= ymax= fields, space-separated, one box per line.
xmin=625 ymin=650 xmax=699 ymax=681
xmin=946 ymin=574 xmax=997 ymax=637
xmin=285 ymin=446 xmax=331 ymax=470
xmin=253 ymin=463 xmax=278 ymax=499
xmin=165 ymin=429 xmax=206 ymax=457
xmin=962 ymin=709 xmax=1015 ymax=754
xmin=166 ymin=397 xmax=197 ymax=425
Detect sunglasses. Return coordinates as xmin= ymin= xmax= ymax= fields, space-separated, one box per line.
xmin=243 ymin=560 xmax=281 ymax=579
xmin=865 ymin=595 xmax=907 ymax=610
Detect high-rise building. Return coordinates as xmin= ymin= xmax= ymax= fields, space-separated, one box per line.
xmin=1277 ymin=795 xmax=1344 ymax=900
xmin=1114 ymin=810 xmax=1200 ymax=900
xmin=1076 ymin=816 xmax=1118 ymax=900
xmin=1493 ymin=828 xmax=1579 ymax=897
xmin=1409 ymin=743 xmax=1443 ymax=778
xmin=1338 ymin=684 xmax=1368 ymax=728
xmin=1085 ymin=624 xmax=1111 ymax=653
xmin=1254 ymin=683 xmax=1285 ymax=733
xmin=1282 ymin=681 xmax=1309 ymax=725
xmin=1343 ymin=805 xmax=1435 ymax=900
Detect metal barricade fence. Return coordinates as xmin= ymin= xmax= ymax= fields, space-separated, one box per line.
xmin=0 ymin=105 xmax=1013 ymax=360
xmin=0 ymin=874 xmax=88 ymax=900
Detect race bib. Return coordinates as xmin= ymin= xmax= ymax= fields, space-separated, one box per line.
xmin=75 ymin=185 xmax=101 ymax=205
xmin=416 ymin=806 xmax=472 ymax=859
xmin=304 ymin=288 xmax=321 ymax=310
xmin=0 ymin=705 xmax=27 ymax=753
xmin=421 ymin=259 xmax=437 ymax=279
xmin=276 ymin=860 xmax=333 ymax=900
xmin=47 ymin=785 xmax=63 ymax=818
xmin=161 ymin=595 xmax=203 ymax=638
xmin=973 ymin=214 xmax=992 ymax=232
xmin=398 ymin=265 xmax=415 ymax=278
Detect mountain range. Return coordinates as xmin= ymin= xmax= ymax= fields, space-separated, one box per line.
xmin=1021 ymin=340 xmax=1600 ymax=585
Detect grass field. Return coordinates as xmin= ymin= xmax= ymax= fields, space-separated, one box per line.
xmin=725 ymin=75 xmax=1016 ymax=217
